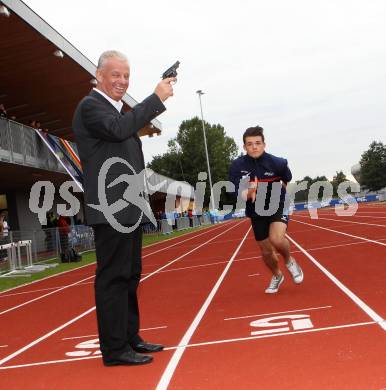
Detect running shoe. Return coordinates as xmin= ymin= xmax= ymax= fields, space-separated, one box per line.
xmin=265 ymin=273 xmax=284 ymax=294
xmin=286 ymin=257 xmax=304 ymax=284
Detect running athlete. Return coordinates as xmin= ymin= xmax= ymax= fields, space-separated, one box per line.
xmin=229 ymin=126 xmax=304 ymax=293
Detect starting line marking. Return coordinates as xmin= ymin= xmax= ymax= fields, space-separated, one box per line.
xmin=224 ymin=305 xmax=332 ymax=321
xmin=0 ymin=320 xmax=376 ymax=370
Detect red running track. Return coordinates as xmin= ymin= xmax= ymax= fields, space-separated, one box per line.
xmin=0 ymin=205 xmax=385 ymax=390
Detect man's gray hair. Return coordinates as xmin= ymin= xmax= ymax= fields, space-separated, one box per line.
xmin=97 ymin=50 xmax=128 ymax=69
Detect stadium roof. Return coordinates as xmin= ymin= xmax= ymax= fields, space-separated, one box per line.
xmin=0 ymin=161 xmax=69 ymax=192
xmin=0 ymin=0 xmax=162 ymax=141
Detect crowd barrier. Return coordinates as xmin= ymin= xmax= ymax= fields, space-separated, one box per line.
xmin=159 ymin=214 xmax=217 ymax=234
xmin=293 ymin=194 xmax=380 ymax=211
xmin=176 ymin=217 xmax=190 ymax=231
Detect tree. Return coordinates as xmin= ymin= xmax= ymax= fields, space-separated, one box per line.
xmin=360 ymin=141 xmax=386 ymax=191
xmin=148 ymin=140 xmax=186 ymax=182
xmin=148 ymin=117 xmax=238 ymax=207
xmin=293 ymin=175 xmax=329 ymax=202
xmin=331 ymin=170 xmax=347 ymax=197
xmin=294 ymin=176 xmax=312 ymax=202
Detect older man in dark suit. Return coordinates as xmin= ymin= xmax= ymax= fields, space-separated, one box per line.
xmin=72 ymin=50 xmax=175 ymax=366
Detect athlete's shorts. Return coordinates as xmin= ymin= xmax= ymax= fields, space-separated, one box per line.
xmin=250 ymin=210 xmax=289 ymax=241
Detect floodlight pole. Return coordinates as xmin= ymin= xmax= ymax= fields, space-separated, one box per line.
xmin=196 ymin=90 xmax=216 ymax=214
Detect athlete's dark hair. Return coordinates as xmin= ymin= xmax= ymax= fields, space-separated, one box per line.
xmin=243 ymin=126 xmax=265 ymax=144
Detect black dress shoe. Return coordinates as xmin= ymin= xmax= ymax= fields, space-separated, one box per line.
xmin=132 ymin=341 xmax=164 ymax=353
xmin=103 ymin=350 xmax=153 ymax=366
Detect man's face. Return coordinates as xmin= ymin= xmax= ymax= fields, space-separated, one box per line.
xmin=243 ymin=135 xmax=265 ymax=158
xmin=96 ymin=57 xmax=130 ymax=101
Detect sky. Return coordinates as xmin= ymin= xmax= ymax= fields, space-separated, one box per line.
xmin=23 ymin=0 xmax=386 ymax=181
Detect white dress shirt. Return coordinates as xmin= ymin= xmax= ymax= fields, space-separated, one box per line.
xmin=93 ymin=88 xmax=123 ymax=113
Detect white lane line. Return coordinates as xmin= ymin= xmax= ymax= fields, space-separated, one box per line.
xmin=0 ymin=321 xmax=375 ymax=370
xmin=142 ymin=259 xmax=234 ymax=275
xmin=303 ymin=238 xmax=386 ymax=252
xmin=0 ymin=220 xmax=245 ymax=367
xmin=316 ymin=212 xmax=386 ymax=219
xmin=288 ymin=223 xmax=371 ymax=235
xmin=248 ymin=273 xmax=260 ymax=277
xmin=162 ymin=321 xmax=376 ymax=350
xmin=61 ymin=334 xmax=98 ymax=341
xmin=3 ymin=260 xmax=235 ymax=300
xmin=0 ymin=275 xmax=94 ymax=316
xmin=295 ymin=214 xmax=386 ymax=228
xmin=0 ymin=354 xmax=102 ymax=369
xmin=286 ymin=234 xmax=386 ymax=331
xmin=5 ymin=235 xmax=384 ymax=301
xmin=0 ymin=222 xmax=229 ymax=296
xmin=0 ymin=285 xmax=81 ymax=298
xmin=0 ymin=345 xmax=8 ymax=348
xmin=142 ymin=222 xmax=227 ymax=258
xmin=139 ymin=221 xmax=245 ymax=283
xmin=0 ymin=223 xmax=237 ymax=313
xmin=149 ymin=236 xmax=386 ymax=276
xmin=235 ymin=237 xmax=386 ymax=262
xmin=291 ymin=219 xmax=386 ymax=247
xmin=0 ymin=282 xmax=95 ymax=298
xmin=235 ymin=255 xmax=261 ymax=261
xmin=0 ymin=262 xmax=97 ymax=296
xmin=61 ymin=326 xmax=168 ymax=341
xmin=156 ymin=226 xmax=251 ymax=390
xmin=8 ymin=274 xmax=243 ymax=298
xmin=0 ymin=231 xmax=241 ymax=301
xmin=224 ymin=305 xmax=332 ymax=321
xmin=0 ymin=307 xmax=96 ymax=367
xmin=317 ymin=208 xmax=386 ymax=212
xmin=142 ymin=221 xmax=227 ymax=249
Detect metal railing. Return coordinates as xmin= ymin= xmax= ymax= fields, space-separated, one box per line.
xmin=0 ymin=117 xmax=65 ymax=172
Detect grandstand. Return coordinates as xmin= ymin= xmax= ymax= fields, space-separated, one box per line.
xmin=0 ymin=0 xmax=196 ymax=272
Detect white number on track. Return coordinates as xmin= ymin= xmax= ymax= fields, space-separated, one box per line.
xmin=65 ymin=338 xmax=101 ymax=357
xmin=250 ymin=314 xmax=313 ymax=336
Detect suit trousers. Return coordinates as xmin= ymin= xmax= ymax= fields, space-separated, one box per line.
xmin=92 ymin=224 xmax=143 ymax=357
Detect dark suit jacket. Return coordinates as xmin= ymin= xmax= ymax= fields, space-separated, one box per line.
xmin=72 ymin=90 xmax=165 ymax=226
